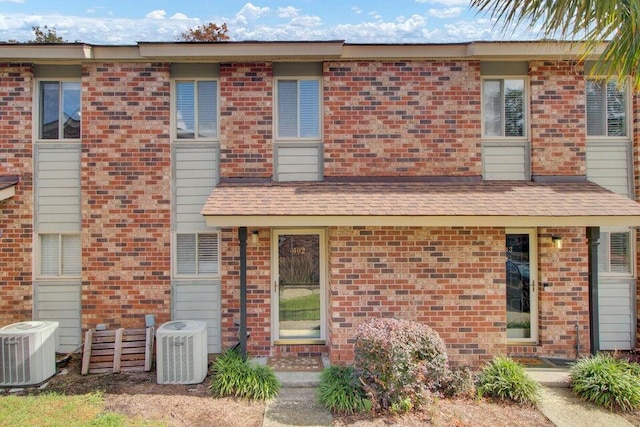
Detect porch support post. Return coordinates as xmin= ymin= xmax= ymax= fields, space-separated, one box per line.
xmin=587 ymin=226 xmax=600 ymax=355
xmin=239 ymin=226 xmax=248 ymax=358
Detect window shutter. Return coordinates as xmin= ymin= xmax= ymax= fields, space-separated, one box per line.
xmin=176 ymin=81 xmax=195 ymax=139
xmin=278 ymin=80 xmax=298 ymax=137
xmin=197 ymin=81 xmax=217 ymax=138
xmin=40 ymin=234 xmax=60 ymax=275
xmin=61 ymin=234 xmax=81 ymax=276
xmin=299 ymin=80 xmax=319 ymax=138
xmin=197 ymin=233 xmax=219 ymax=275
xmin=176 ymin=234 xmax=197 ymax=274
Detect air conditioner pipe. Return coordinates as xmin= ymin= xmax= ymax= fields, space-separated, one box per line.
xmin=575 ymin=323 xmax=580 ymax=358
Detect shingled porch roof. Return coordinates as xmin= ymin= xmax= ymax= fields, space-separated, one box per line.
xmin=0 ymin=176 xmax=19 ymax=202
xmin=202 ymin=180 xmax=640 ymax=228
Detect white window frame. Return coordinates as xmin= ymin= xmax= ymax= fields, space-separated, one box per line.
xmin=274 ymin=76 xmax=322 ymax=142
xmin=171 ymin=78 xmax=220 ymax=142
xmin=481 ymin=76 xmax=528 ymax=141
xmin=36 ymin=233 xmax=81 ymax=279
xmin=598 ymin=227 xmax=635 ymax=278
xmin=586 ymin=78 xmax=631 ymax=142
xmin=35 ymin=78 xmax=82 ymax=142
xmin=172 ymin=232 xmax=221 ymax=278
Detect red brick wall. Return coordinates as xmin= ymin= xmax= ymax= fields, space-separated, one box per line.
xmin=323 ymin=61 xmax=482 ymax=177
xmin=327 ymin=226 xmax=506 ymax=367
xmin=530 ymin=61 xmax=586 ymax=176
xmin=81 ymin=63 xmax=172 ymax=329
xmin=0 ymin=64 xmax=34 ymax=324
xmin=219 ymin=63 xmax=273 ymax=179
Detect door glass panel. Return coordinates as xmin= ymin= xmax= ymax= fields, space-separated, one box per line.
xmin=506 ymin=233 xmax=531 ymax=339
xmin=278 ymin=234 xmax=320 ymax=339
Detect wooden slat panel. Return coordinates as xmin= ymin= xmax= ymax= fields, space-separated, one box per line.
xmin=81 ymin=327 xmax=154 ymax=375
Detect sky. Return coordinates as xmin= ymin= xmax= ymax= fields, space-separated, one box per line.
xmin=0 ymin=0 xmax=541 ymax=45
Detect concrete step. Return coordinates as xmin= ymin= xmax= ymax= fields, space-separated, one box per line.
xmin=263 ymin=387 xmax=333 ymax=427
xmin=526 ymin=367 xmax=571 ymax=388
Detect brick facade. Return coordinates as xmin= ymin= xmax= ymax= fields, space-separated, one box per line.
xmin=0 ymin=46 xmax=636 ymax=366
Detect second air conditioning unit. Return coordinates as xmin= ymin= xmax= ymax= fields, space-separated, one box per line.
xmin=156 ymin=320 xmax=208 ymax=384
xmin=0 ymin=321 xmax=59 ymax=386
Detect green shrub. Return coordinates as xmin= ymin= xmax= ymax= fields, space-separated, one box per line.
xmin=476 ymin=356 xmax=540 ymax=405
xmin=570 ymin=353 xmax=640 ymax=411
xmin=209 ymin=349 xmax=280 ymax=401
xmin=318 ymin=365 xmax=371 ymax=414
xmin=441 ymin=366 xmax=476 ymax=398
xmin=353 ymin=318 xmax=450 ymax=412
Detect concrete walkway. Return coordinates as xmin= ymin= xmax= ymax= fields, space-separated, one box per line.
xmin=527 ymin=367 xmax=634 ymax=427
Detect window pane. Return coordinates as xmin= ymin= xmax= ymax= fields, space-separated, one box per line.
xmin=197 ymin=81 xmax=217 ymax=138
xmin=299 ymin=80 xmax=319 ymax=138
xmin=176 ymin=234 xmax=196 ymax=274
xmin=586 ymin=80 xmax=605 ymax=136
xmin=197 ymin=234 xmax=218 ymax=275
xmin=610 ymin=232 xmax=630 ymax=273
xmin=40 ymin=234 xmax=59 ymax=275
xmin=61 ymin=234 xmax=81 ymax=276
xmin=41 ymin=82 xmax=60 ymax=139
xmin=278 ymin=80 xmax=298 ymax=137
xmin=62 ymin=82 xmax=81 ymax=139
xmin=606 ymin=81 xmax=626 ymax=137
xmin=504 ymin=79 xmax=524 ymax=137
xmin=176 ymin=81 xmax=195 ymax=139
xmin=483 ymin=80 xmax=502 ymax=137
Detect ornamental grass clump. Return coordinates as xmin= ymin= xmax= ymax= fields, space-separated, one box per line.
xmin=476 ymin=356 xmax=540 ymax=406
xmin=353 ymin=318 xmax=450 ymax=413
xmin=570 ymin=353 xmax=640 ymax=411
xmin=209 ymin=349 xmax=280 ymax=401
xmin=318 ymin=365 xmax=372 ymax=414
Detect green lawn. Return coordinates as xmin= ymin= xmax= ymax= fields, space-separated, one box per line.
xmin=280 ymin=294 xmax=320 ymax=321
xmin=0 ymin=392 xmax=163 ymax=427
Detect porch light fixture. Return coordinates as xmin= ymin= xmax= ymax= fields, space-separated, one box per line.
xmin=251 ymin=230 xmax=259 ymax=244
xmin=552 ymin=236 xmax=563 ymax=249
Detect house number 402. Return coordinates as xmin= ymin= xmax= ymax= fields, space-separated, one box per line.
xmin=292 ymin=247 xmax=306 ymax=255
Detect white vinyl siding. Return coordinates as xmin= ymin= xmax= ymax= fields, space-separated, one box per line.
xmin=173 ymin=145 xmax=219 ymax=231
xmin=34 ymin=281 xmax=82 ymax=352
xmin=175 ymin=80 xmax=218 ymax=140
xmin=482 ymin=142 xmax=528 ymax=180
xmin=274 ymin=143 xmax=323 ymax=182
xmin=587 ymin=141 xmax=632 ymax=198
xmin=35 ymin=145 xmax=81 ymax=233
xmin=276 ymin=78 xmax=321 ymax=140
xmin=482 ymin=78 xmax=526 ymax=138
xmin=172 ymin=281 xmax=221 ymax=353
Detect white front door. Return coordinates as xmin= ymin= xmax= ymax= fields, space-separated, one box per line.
xmin=506 ymin=229 xmax=538 ymax=343
xmin=272 ymin=229 xmax=326 ymax=344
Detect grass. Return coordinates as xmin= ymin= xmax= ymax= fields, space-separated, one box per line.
xmin=209 ymin=349 xmax=280 ymax=401
xmin=279 ymin=293 xmax=320 ymax=321
xmin=477 ymin=356 xmax=541 ymax=406
xmin=318 ymin=365 xmax=371 ymax=414
xmin=0 ymin=392 xmax=162 ymax=427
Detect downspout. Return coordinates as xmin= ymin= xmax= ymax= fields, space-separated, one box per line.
xmin=239 ymin=227 xmax=248 ymax=359
xmin=587 ymin=227 xmax=600 ymax=355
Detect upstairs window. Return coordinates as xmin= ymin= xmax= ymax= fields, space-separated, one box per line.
xmin=175 ymin=80 xmax=218 ymax=140
xmin=482 ymin=78 xmax=526 ymax=138
xmin=587 ymin=79 xmax=627 ymax=137
xmin=276 ymin=78 xmax=320 ymax=140
xmin=175 ymin=233 xmax=219 ymax=277
xmin=39 ymin=234 xmax=81 ymax=277
xmin=39 ymin=81 xmax=81 ymax=140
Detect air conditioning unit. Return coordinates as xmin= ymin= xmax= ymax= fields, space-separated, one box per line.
xmin=156 ymin=320 xmax=208 ymax=384
xmin=0 ymin=321 xmax=58 ymax=386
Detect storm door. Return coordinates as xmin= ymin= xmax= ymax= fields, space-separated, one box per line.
xmin=506 ymin=229 xmax=538 ymax=342
xmin=272 ymin=229 xmax=325 ymax=343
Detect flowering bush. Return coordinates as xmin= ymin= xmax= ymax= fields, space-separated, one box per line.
xmin=353 ymin=318 xmax=450 ymax=412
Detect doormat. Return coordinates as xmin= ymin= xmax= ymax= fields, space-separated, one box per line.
xmin=267 ymin=356 xmax=323 ymax=372
xmin=512 ymin=357 xmax=552 ymax=368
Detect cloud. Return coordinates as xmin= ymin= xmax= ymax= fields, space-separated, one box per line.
xmin=428 ymin=7 xmax=463 ymax=19
xmin=277 ymin=6 xmax=299 ymax=19
xmin=289 ymin=15 xmax=322 ymax=28
xmin=0 ymin=0 xmax=24 ymax=3
xmin=145 ymin=10 xmax=166 ymax=20
xmin=234 ymin=2 xmax=270 ymax=25
xmin=169 ymin=13 xmax=192 ymax=21
xmin=351 ymin=7 xmax=362 ymax=15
